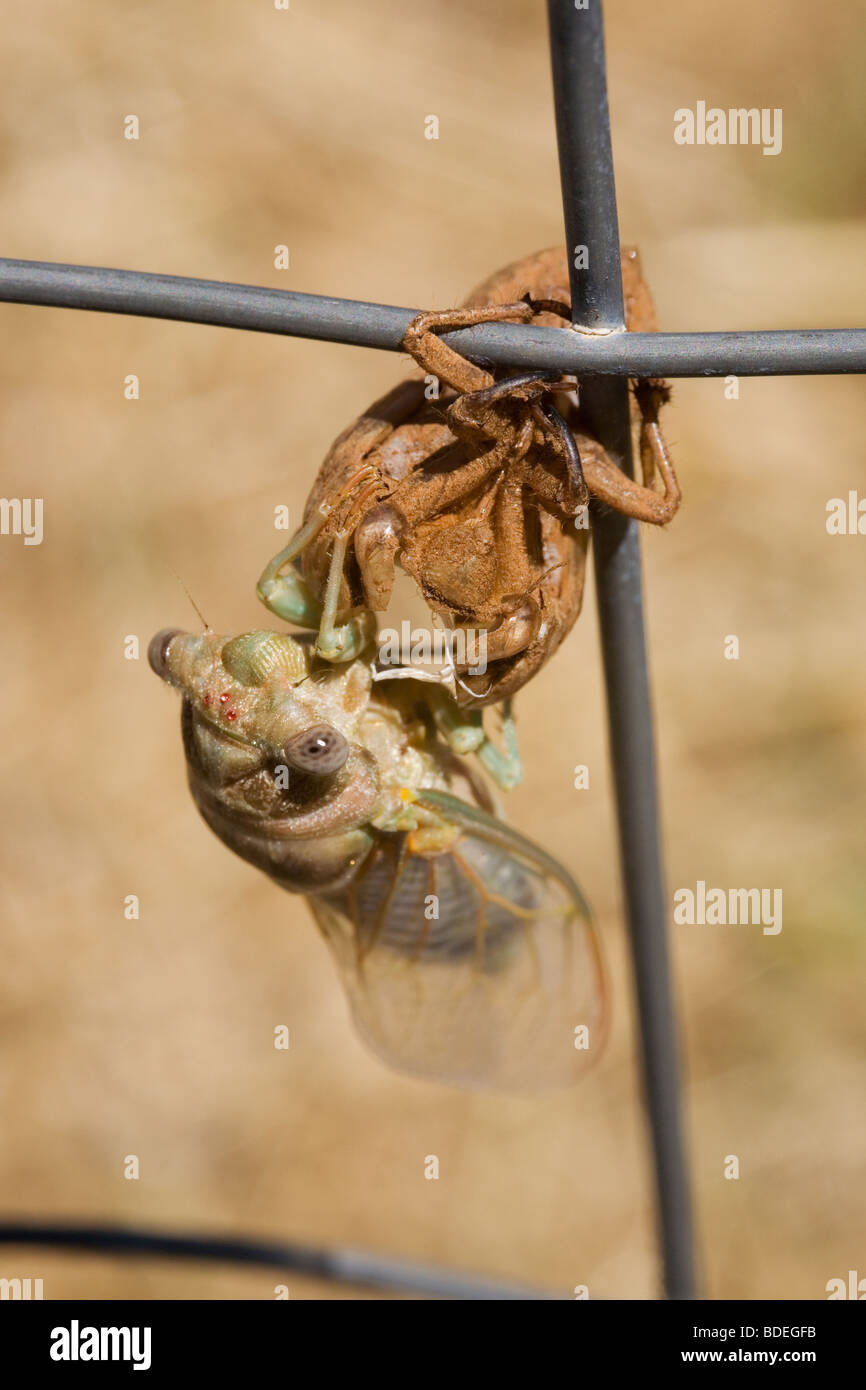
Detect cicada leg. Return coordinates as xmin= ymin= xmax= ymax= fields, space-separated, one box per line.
xmin=532 ymin=400 xmax=589 ymax=514
xmin=315 ymin=529 xmax=377 ymax=662
xmin=427 ymin=688 xmax=522 ymax=792
xmin=577 ymin=381 xmax=681 ymax=526
xmin=402 ymin=301 xmax=534 ymax=394
xmin=257 ymin=516 xmax=326 ymax=630
xmin=426 ymin=685 xmax=486 ymax=757
xmin=477 ymin=698 xmax=522 ymax=792
xmin=446 ymin=369 xmax=570 ymax=438
xmin=257 ymin=466 xmax=380 ymax=659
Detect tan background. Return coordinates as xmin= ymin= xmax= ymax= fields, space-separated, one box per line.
xmin=1 ymin=0 xmax=864 ymax=1299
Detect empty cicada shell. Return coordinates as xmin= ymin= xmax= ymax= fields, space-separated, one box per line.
xmin=149 ymin=626 xmax=607 ymax=1091
xmin=256 ymin=246 xmax=680 ymax=707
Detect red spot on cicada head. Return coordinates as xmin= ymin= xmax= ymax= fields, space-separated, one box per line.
xmin=203 ymin=693 xmax=212 ymax=706
xmin=225 ymin=709 xmax=237 ymax=721
xmin=219 ymin=691 xmax=231 ymax=704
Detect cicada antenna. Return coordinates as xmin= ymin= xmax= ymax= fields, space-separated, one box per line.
xmin=173 ymin=572 xmax=211 ymax=632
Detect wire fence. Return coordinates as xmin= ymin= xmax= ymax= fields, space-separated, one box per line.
xmin=1 ymin=1 xmax=862 ymax=1301
xmin=1 ymin=258 xmax=863 ymax=375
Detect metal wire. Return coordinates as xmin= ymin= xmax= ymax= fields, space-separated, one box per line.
xmin=0 ymin=1223 xmax=555 ymax=1301
xmin=548 ymin=0 xmax=697 ymax=1300
xmin=0 ymin=258 xmax=864 ymax=376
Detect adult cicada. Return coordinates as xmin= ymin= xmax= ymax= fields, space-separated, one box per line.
xmin=149 ymin=625 xmax=606 ymax=1091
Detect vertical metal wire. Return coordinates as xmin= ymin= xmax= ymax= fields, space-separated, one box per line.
xmin=547 ymin=0 xmax=698 ymax=1299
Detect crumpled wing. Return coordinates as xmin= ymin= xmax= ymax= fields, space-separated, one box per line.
xmin=310 ymin=791 xmax=606 ymax=1092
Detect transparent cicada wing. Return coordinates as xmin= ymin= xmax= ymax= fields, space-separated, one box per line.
xmin=309 ymin=789 xmax=607 ymax=1091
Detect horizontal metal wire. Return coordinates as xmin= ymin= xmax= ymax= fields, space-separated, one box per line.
xmin=0 ymin=1221 xmax=557 ymax=1300
xmin=1 ymin=257 xmax=864 ymax=377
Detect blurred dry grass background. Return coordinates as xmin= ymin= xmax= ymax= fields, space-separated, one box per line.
xmin=1 ymin=0 xmax=864 ymax=1300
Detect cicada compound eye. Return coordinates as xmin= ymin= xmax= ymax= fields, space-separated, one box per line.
xmin=283 ymin=723 xmax=349 ymax=776
xmin=148 ymin=628 xmax=182 ymax=679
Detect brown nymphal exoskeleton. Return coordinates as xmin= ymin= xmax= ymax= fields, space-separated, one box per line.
xmin=149 ymin=625 xmax=606 ymax=1091
xmin=256 ymin=246 xmax=680 ymax=711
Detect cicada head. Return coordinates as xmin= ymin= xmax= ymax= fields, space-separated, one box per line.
xmin=148 ymin=628 xmax=381 ymax=892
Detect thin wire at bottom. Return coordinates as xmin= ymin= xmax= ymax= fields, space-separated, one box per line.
xmin=0 ymin=1221 xmax=557 ymax=1300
